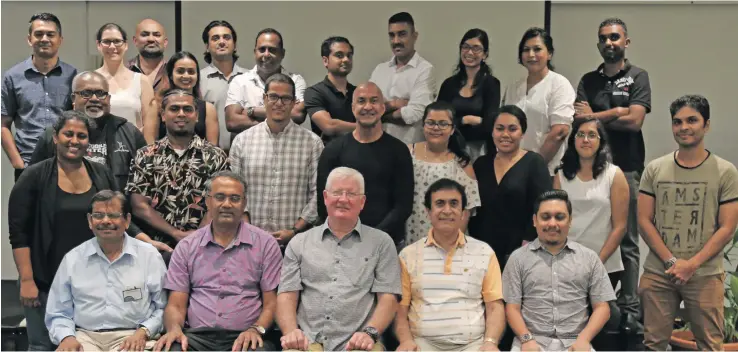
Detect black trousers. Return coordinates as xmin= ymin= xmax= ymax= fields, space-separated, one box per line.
xmin=14 ymin=168 xmax=24 ymax=182
xmin=168 ymin=327 xmax=276 ymax=351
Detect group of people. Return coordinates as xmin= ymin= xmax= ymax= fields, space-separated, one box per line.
xmin=3 ymin=9 xmax=737 ymax=352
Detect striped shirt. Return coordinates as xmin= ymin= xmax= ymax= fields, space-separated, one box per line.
xmin=399 ymin=230 xmax=503 ymax=345
xmin=230 ymin=121 xmax=323 ymax=231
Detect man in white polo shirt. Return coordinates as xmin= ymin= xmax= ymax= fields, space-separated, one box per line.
xmin=225 ymin=28 xmax=307 ymax=138
xmin=369 ymin=12 xmax=435 ymax=144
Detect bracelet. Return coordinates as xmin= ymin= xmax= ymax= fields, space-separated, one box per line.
xmin=484 ymin=337 xmax=498 ymax=345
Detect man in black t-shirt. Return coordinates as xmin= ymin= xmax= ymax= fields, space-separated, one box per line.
xmin=574 ymin=18 xmax=651 ymax=328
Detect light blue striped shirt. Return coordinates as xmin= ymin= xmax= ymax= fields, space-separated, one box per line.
xmin=45 ymin=235 xmax=167 ymax=345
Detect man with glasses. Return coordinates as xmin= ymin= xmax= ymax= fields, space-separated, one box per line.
xmin=230 ymin=73 xmax=323 ymax=247
xmin=574 ymin=18 xmax=652 ymax=331
xmin=45 ymin=190 xmax=167 ymax=352
xmin=2 ymin=13 xmax=77 ymax=181
xmin=154 ymin=172 xmax=281 ymax=352
xmin=225 ymin=28 xmax=308 ymax=138
xmin=127 ymin=18 xmax=168 ymax=92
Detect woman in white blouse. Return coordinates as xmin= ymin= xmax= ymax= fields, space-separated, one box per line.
xmin=554 ymin=117 xmax=629 ymax=288
xmin=95 ymin=23 xmax=155 ymax=130
xmin=502 ymin=27 xmax=575 ymax=175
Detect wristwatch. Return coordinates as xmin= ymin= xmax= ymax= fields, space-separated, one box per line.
xmin=665 ymin=257 xmax=678 ymax=269
xmin=137 ymin=325 xmax=151 ymax=339
xmin=249 ymin=324 xmax=266 ymax=336
xmin=361 ymin=326 xmax=379 ymax=342
xmin=246 ymin=106 xmax=255 ymax=118
xmin=519 ymin=333 xmax=534 ymax=344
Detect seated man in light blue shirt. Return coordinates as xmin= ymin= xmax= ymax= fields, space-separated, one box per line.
xmin=45 ymin=190 xmax=167 ymax=351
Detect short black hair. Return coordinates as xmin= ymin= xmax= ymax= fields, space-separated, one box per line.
xmin=96 ymin=23 xmax=127 ymax=42
xmin=53 ymin=110 xmax=90 ymax=136
xmin=88 ymin=190 xmax=131 ymax=216
xmin=389 ymin=12 xmax=415 ymax=30
xmin=491 ymin=105 xmax=528 ymax=134
xmin=255 ymin=28 xmax=283 ymax=49
xmin=517 ymin=27 xmax=555 ymax=70
xmin=533 ymin=189 xmax=572 ymax=216
xmin=201 ymin=20 xmax=239 ymax=64
xmin=161 ymin=89 xmax=196 ymax=109
xmin=321 ymin=36 xmax=354 ymax=58
xmin=669 ymin=94 xmax=710 ymax=123
xmin=264 ymin=73 xmax=296 ymax=98
xmin=599 ymin=17 xmax=628 ymax=36
xmin=29 ymin=13 xmax=62 ymax=35
xmin=424 ymin=178 xmax=467 ymax=210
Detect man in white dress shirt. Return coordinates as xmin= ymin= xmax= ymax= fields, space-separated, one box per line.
xmin=369 ymin=12 xmax=435 ymax=144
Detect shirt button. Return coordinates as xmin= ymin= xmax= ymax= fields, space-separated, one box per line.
xmin=219 ymin=294 xmax=224 ymax=299
xmin=45 ymin=92 xmax=49 ymax=96
xmin=335 ymin=260 xmax=339 ymax=264
xmin=333 ymin=278 xmax=337 ymax=282
xmin=326 ymin=316 xmax=330 ymax=320
xmin=329 ymin=296 xmax=334 ymax=299
xmin=218 ymin=313 xmax=223 ymax=317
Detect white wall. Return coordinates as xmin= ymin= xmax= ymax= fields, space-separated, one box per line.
xmin=0 ymin=1 xmax=175 ymax=280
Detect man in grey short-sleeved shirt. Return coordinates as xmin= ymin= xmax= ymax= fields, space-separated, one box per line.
xmin=277 ymin=167 xmax=401 ymax=351
xmin=503 ymin=190 xmax=615 ymax=352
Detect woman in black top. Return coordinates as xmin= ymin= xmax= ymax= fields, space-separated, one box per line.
xmin=437 ymin=28 xmax=501 ymax=161
xmin=469 ymin=105 xmax=551 ymax=268
xmin=144 ymin=51 xmax=219 ymax=145
xmin=8 ymin=111 xmax=123 ymax=350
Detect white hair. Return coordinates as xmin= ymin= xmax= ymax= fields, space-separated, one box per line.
xmin=326 ymin=167 xmax=365 ymax=194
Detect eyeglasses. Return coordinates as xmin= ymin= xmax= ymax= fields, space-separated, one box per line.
xmin=265 ymin=93 xmax=295 ymax=105
xmin=460 ymin=44 xmax=484 ymax=54
xmin=424 ymin=120 xmax=453 ymax=129
xmin=328 ymin=190 xmax=363 ymax=199
xmin=74 ymin=90 xmax=109 ymax=99
xmin=598 ymin=33 xmax=622 ymax=43
xmin=575 ymin=131 xmax=601 ymax=141
xmin=100 ymin=39 xmax=125 ymax=47
xmin=210 ymin=193 xmax=243 ymax=203
xmin=90 ymin=212 xmax=123 ymax=220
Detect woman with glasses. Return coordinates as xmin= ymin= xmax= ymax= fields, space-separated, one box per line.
xmin=554 ymin=117 xmax=629 ymax=288
xmin=143 ymin=51 xmax=218 ymax=145
xmin=437 ymin=29 xmax=501 ymax=161
xmin=95 ymin=23 xmax=155 ymax=130
xmin=8 ymin=111 xmax=133 ymax=350
xmin=405 ymin=101 xmax=481 ymax=245
xmin=469 ymin=105 xmax=551 ymax=269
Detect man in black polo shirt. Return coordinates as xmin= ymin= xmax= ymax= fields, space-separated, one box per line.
xmin=574 ymin=17 xmax=651 ymax=330
xmin=304 ymin=36 xmax=357 ymax=145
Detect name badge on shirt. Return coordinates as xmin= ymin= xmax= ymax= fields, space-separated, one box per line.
xmin=122 ymin=287 xmax=143 ymax=302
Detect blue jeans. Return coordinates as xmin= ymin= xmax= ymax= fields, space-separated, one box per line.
xmin=22 ymin=289 xmax=56 ymax=351
xmin=616 ymin=170 xmax=642 ymax=318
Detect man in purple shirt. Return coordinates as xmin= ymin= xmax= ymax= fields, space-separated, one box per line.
xmin=154 ymin=171 xmax=282 ymax=351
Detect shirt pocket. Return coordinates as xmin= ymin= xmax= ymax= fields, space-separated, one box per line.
xmin=460 ymin=260 xmax=485 ymax=298
xmin=343 ymin=254 xmax=379 ymax=288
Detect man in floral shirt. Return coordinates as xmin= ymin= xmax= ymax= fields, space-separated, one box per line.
xmin=126 ymin=89 xmax=229 ymax=260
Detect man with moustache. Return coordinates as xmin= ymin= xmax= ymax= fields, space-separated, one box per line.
xmin=45 ymin=190 xmax=167 ymax=352
xmin=200 ymin=20 xmax=247 ymax=152
xmin=30 ymin=71 xmax=173 ymax=253
xmin=369 ymin=12 xmax=435 ymax=144
xmin=2 ymin=13 xmax=77 ymax=181
xmin=154 ymin=172 xmax=281 ymax=352
xmin=126 ymin=89 xmax=229 ymax=255
xmin=574 ymin=18 xmax=652 ymax=326
xmin=225 ymin=28 xmax=308 ymax=136
xmin=127 ymin=18 xmax=168 ymax=92
xmin=503 ymin=190 xmax=615 ymax=352
xmin=638 ymin=95 xmax=738 ymax=351
xmin=230 ymin=73 xmax=323 ymax=246
xmin=305 ymin=36 xmax=357 ymax=145
xmin=317 ymin=82 xmax=414 ymax=249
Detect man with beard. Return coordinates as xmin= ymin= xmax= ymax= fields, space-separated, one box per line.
xmin=638 ymin=95 xmax=738 ymax=351
xmin=317 ymin=82 xmax=414 ymax=249
xmin=200 ymin=20 xmax=248 ymax=152
xmin=503 ymin=190 xmax=615 ymax=352
xmin=225 ymin=28 xmax=307 ymax=137
xmin=125 ymin=89 xmax=229 ymax=258
xmin=30 ymin=71 xmax=174 ymax=253
xmin=304 ymin=36 xmax=357 ymax=145
xmin=369 ymin=12 xmax=435 ymax=144
xmin=574 ymin=18 xmax=651 ymax=328
xmin=127 ymin=19 xmax=168 ymax=92
xmin=2 ymin=13 xmax=77 ymax=181
xmin=45 ymin=190 xmax=167 ymax=352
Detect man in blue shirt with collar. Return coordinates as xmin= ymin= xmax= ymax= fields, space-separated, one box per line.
xmin=45 ymin=190 xmax=167 ymax=351
xmin=1 ymin=13 xmax=77 ymax=181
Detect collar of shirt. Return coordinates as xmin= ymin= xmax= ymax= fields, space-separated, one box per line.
xmin=318 ymin=218 xmax=364 ymax=241
xmin=199 ymin=221 xmax=253 ymax=248
xmin=248 ymin=65 xmax=290 ymax=87
xmin=528 ymin=238 xmax=577 ymax=254
xmin=260 ymin=119 xmax=298 ymax=137
xmin=23 ymin=55 xmax=64 ymax=75
xmin=596 ymin=58 xmax=633 ymax=79
xmin=128 ymin=55 xmax=167 ymax=84
xmin=388 ymin=51 xmax=421 ymax=69
xmin=203 ymin=62 xmax=247 ymax=81
xmin=84 ymin=235 xmax=137 ymax=262
xmin=424 ymin=229 xmax=466 ymax=248
xmin=160 ymin=134 xmax=205 ymax=154
xmin=320 ymin=76 xmax=356 ymax=95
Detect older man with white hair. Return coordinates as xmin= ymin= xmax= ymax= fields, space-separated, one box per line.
xmin=277 ymin=167 xmax=402 ymax=351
